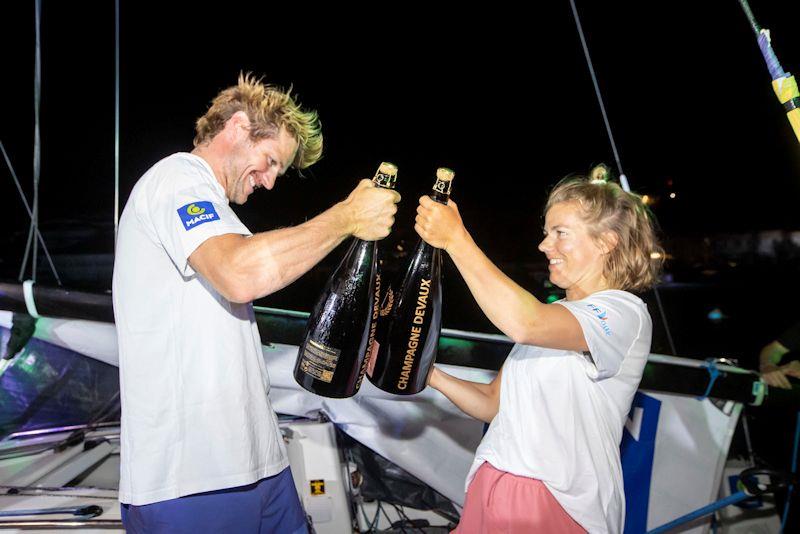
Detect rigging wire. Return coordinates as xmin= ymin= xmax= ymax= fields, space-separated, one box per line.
xmin=16 ymin=0 xmax=61 ymax=286
xmin=2 ymin=142 xmax=61 ymax=284
xmin=569 ymin=0 xmax=677 ymax=355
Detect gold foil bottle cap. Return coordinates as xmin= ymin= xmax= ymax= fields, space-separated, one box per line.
xmin=379 ymin=162 xmax=398 ymax=175
xmin=436 ymin=167 xmax=455 ymax=182
xmin=373 ymin=162 xmax=398 ymax=189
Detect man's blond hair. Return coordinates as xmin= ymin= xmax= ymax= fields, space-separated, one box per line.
xmin=194 ymin=73 xmax=322 ymax=169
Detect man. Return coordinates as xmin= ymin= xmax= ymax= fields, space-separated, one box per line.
xmin=112 ymin=74 xmax=400 ymax=533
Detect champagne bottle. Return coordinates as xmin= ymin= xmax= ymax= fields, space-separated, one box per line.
xmin=294 ymin=162 xmax=398 ymax=398
xmin=368 ymin=168 xmax=454 ymax=395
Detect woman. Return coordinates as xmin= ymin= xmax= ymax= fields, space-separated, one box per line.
xmin=416 ymin=166 xmax=663 ymax=533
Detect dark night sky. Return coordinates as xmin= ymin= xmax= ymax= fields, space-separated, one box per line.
xmin=2 ymin=2 xmax=800 ymax=356
xmin=3 ymin=0 xmax=798 ymax=232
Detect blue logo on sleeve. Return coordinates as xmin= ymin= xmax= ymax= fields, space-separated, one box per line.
xmin=586 ymin=303 xmax=612 ymax=336
xmin=177 ymin=201 xmax=219 ymax=230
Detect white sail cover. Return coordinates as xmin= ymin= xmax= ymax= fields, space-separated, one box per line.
xmin=0 ymin=312 xmax=743 ymax=532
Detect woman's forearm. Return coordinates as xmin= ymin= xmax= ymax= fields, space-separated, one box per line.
xmin=429 ymin=367 xmax=501 ymax=424
xmin=446 ymin=231 xmax=545 ymax=342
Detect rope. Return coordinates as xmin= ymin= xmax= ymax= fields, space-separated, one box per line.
xmin=30 ymin=0 xmax=43 ymax=282
xmin=697 ymin=360 xmax=721 ymax=401
xmin=737 ymin=0 xmax=800 ymax=145
xmin=653 ymin=281 xmax=678 ymax=356
xmin=569 ymin=0 xmax=677 ymax=354
xmin=738 ymin=0 xmax=761 ymax=34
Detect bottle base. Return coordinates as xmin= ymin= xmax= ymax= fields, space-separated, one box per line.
xmin=294 ymin=373 xmax=362 ymax=399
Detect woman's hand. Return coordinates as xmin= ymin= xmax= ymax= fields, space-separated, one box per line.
xmin=414 ymin=196 xmax=467 ymax=252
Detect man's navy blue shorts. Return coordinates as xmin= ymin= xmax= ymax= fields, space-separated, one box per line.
xmin=121 ymin=467 xmax=307 ymax=534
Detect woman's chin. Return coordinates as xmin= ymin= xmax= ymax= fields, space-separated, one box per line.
xmin=548 ymin=276 xmax=567 ymax=290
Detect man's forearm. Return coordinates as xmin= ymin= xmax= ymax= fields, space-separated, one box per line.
xmin=190 ymin=179 xmax=400 ymax=303
xmin=229 ymin=202 xmax=354 ymax=301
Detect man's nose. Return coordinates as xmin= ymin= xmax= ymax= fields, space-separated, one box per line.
xmin=261 ymin=171 xmax=277 ymax=190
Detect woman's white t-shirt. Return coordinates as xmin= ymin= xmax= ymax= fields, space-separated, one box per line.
xmin=466 ymin=290 xmax=652 ymax=533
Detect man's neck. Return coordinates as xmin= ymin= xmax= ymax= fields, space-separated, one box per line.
xmin=191 ymin=145 xmax=227 ymax=194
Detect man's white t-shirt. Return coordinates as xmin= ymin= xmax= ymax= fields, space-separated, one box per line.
xmin=113 ymin=153 xmax=288 ymax=506
xmin=466 ymin=290 xmax=651 ymax=533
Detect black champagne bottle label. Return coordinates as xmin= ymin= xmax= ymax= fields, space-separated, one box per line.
xmin=396 ymin=276 xmax=434 ymax=391
xmin=298 ymin=340 xmax=342 ymax=383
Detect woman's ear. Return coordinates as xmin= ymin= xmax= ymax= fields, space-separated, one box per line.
xmin=598 ymin=231 xmax=619 ymax=255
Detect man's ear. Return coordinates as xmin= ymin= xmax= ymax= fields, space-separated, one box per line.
xmin=598 ymin=231 xmax=619 ymax=255
xmin=224 ymin=111 xmax=251 ymax=141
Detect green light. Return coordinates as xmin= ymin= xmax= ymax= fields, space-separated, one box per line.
xmin=439 ymin=337 xmax=475 ymax=350
xmin=546 ymin=293 xmax=560 ymax=304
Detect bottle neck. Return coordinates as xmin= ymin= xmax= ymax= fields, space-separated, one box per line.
xmin=430 ymin=176 xmax=452 ymax=204
xmin=373 ymin=173 xmax=397 ymax=190
xmin=430 ymin=190 xmax=449 ymax=205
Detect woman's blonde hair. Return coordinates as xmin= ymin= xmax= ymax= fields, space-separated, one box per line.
xmin=194 ymin=73 xmax=323 ymax=169
xmin=545 ymin=164 xmax=664 ymax=292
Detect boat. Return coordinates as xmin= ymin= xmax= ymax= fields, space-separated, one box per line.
xmin=2 ymin=2 xmax=797 ymax=530
xmin=1 ymin=282 xmax=796 ymax=532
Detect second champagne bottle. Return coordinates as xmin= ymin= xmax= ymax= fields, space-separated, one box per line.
xmin=368 ymin=167 xmax=454 ymax=395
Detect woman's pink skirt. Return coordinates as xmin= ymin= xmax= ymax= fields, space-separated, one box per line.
xmin=454 ymin=462 xmax=587 ymax=533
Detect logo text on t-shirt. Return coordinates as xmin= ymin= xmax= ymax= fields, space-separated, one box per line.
xmin=177 ymin=201 xmax=219 ymax=230
xmin=586 ymin=303 xmax=612 ymax=336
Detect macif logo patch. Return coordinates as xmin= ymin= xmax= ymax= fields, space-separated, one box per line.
xmin=178 ymin=201 xmax=219 ymax=230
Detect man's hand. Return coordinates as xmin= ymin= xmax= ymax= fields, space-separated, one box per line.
xmin=761 ymin=360 xmax=800 ymax=389
xmin=414 ymin=196 xmax=468 ymax=252
xmin=342 ymin=179 xmax=401 ymax=241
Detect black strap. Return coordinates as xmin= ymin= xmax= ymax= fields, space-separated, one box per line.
xmin=784 ymin=97 xmax=800 ymax=113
